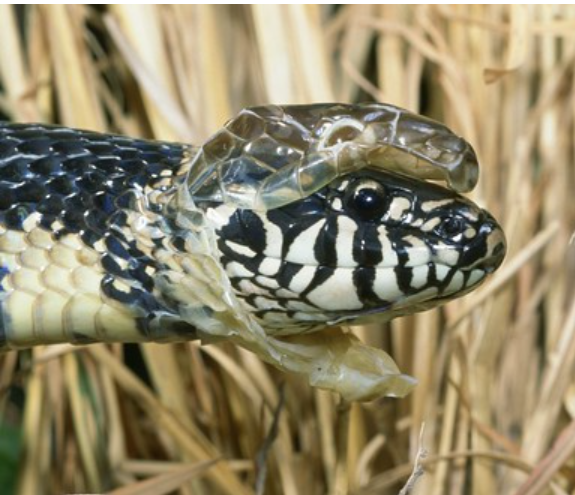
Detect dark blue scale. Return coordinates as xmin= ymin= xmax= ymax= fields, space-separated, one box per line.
xmin=16 ymin=181 xmax=46 ymax=203
xmin=0 ymin=121 xmax=197 ymax=339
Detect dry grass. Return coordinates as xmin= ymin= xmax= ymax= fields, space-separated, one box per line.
xmin=0 ymin=5 xmax=574 ymax=495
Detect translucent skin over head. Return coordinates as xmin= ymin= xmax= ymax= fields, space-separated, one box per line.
xmin=187 ymin=103 xmax=479 ymax=211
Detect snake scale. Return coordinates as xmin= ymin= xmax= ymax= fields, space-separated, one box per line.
xmin=0 ymin=104 xmax=505 ymax=401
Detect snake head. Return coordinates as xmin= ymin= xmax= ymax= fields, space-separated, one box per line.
xmin=196 ymin=167 xmax=505 ymax=333
xmin=187 ymin=103 xmax=479 ymax=211
xmin=183 ymin=104 xmax=505 ymax=334
xmin=319 ymin=170 xmax=506 ymax=326
xmin=177 ymin=104 xmax=505 ymax=399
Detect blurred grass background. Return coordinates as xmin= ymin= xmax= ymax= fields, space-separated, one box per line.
xmin=0 ymin=5 xmax=574 ymax=495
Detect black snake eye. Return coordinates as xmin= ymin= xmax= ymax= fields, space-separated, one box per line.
xmin=438 ymin=215 xmax=466 ymax=236
xmin=344 ymin=180 xmax=387 ymax=221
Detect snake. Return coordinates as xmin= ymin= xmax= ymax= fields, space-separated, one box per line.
xmin=0 ymin=103 xmax=506 ymax=401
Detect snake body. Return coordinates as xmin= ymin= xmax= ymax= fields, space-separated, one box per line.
xmin=0 ymin=104 xmax=506 ymax=400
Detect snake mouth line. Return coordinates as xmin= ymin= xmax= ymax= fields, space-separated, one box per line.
xmin=326 ymin=280 xmax=481 ymax=327
xmin=245 ymin=259 xmax=488 ymax=314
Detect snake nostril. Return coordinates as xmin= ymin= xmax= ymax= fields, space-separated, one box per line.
xmin=492 ymin=241 xmax=505 ymax=258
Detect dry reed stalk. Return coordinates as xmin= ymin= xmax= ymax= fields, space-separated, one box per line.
xmin=0 ymin=5 xmax=574 ymax=495
xmin=107 ymin=458 xmax=221 ymax=495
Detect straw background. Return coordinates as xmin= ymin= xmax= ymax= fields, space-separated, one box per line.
xmin=0 ymin=5 xmax=574 ymax=495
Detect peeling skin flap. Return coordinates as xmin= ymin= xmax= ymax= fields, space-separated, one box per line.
xmin=173 ymin=185 xmax=416 ymax=401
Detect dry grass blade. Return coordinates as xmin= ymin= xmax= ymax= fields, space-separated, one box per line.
xmin=107 ymin=458 xmax=221 ymax=495
xmin=104 ymin=12 xmax=191 ymax=139
xmin=515 ymin=417 xmax=575 ymax=495
xmin=43 ymin=5 xmax=106 ymax=130
xmin=398 ymin=425 xmax=427 ymax=495
xmin=0 ymin=6 xmax=37 ymax=121
xmin=254 ymin=385 xmax=285 ymax=495
xmin=483 ymin=5 xmax=530 ymax=83
xmin=86 ymin=345 xmax=253 ymax=495
xmin=0 ymin=5 xmax=574 ymax=495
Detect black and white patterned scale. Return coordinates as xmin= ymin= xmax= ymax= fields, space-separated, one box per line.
xmin=0 ymin=123 xmax=198 ymax=348
xmin=205 ymin=169 xmax=504 ymax=334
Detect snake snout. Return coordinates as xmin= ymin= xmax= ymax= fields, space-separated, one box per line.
xmin=481 ymin=223 xmax=506 ymax=273
xmin=482 ymin=245 xmax=505 ymax=273
xmin=461 ymin=212 xmax=506 ymax=273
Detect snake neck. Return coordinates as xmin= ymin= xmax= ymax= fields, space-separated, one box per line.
xmin=0 ymin=123 xmax=206 ymax=348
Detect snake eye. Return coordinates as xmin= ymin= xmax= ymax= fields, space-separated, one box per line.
xmin=437 ymin=215 xmax=466 ymax=236
xmin=344 ymin=180 xmax=387 ymax=221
